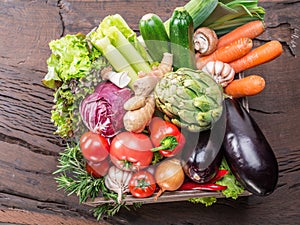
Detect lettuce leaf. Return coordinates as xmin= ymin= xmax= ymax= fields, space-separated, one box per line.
xmin=189 ymin=197 xmax=217 ymax=207
xmin=188 ymin=158 xmax=245 ymax=206
xmin=43 ymin=33 xmax=105 ymax=138
xmin=216 ymin=158 xmax=244 ymax=199
xmin=43 ymin=34 xmax=93 ymax=89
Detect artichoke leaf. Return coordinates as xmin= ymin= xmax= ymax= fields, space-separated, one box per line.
xmin=178 ymin=109 xmax=199 ymax=124
xmin=156 ymin=99 xmax=177 ymax=119
xmin=171 ymin=118 xmax=204 ymax=133
xmin=154 ymin=68 xmax=224 ymax=132
xmin=193 ymin=95 xmax=213 ymax=112
xmin=197 ymin=107 xmax=223 ymax=126
xmin=205 ymin=86 xmax=223 ymax=102
xmin=176 ymin=86 xmax=195 ymax=100
xmin=196 ymin=111 xmax=212 ymax=127
xmin=165 ymin=102 xmax=180 ymax=116
xmin=178 ymin=98 xmax=198 ymax=110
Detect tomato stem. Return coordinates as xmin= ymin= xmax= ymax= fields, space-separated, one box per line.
xmin=134 ymin=176 xmax=153 ymax=191
xmin=120 ymin=160 xmax=133 ymax=170
xmin=151 ymin=136 xmax=178 ymax=152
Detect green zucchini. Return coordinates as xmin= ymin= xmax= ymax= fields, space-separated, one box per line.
xmin=139 ymin=13 xmax=170 ymax=62
xmin=164 ymin=0 xmax=218 ymax=35
xmin=169 ymin=7 xmax=196 ymax=70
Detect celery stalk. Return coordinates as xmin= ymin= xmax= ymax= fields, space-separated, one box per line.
xmin=91 ymin=36 xmax=138 ymax=88
xmin=99 ymin=14 xmax=153 ymax=63
xmin=106 ymin=26 xmax=152 ymax=73
xmin=100 ymin=14 xmax=136 ymax=43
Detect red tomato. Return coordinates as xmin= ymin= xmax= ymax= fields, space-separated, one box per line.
xmin=80 ymin=131 xmax=109 ymax=163
xmin=110 ymin=131 xmax=153 ymax=171
xmin=149 ymin=117 xmax=186 ymax=157
xmin=86 ymin=160 xmax=110 ymax=178
xmin=129 ymin=170 xmax=156 ymax=198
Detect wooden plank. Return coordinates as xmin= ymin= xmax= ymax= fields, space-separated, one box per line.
xmin=0 ymin=0 xmax=299 ymax=224
xmin=56 ymin=0 xmax=189 ymax=35
xmin=0 ymin=0 xmax=63 ymax=72
xmin=0 ymin=208 xmax=107 ymax=225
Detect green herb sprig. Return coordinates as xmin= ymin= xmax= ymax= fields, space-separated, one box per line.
xmin=53 ymin=142 xmax=125 ymax=219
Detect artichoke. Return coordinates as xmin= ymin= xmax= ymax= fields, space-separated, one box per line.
xmin=154 ymin=68 xmax=223 ymax=132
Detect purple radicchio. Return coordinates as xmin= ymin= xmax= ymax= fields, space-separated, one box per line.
xmin=80 ymin=81 xmax=133 ymax=137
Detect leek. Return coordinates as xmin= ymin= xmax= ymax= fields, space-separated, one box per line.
xmin=91 ymin=36 xmax=138 ymax=88
xmin=184 ymin=0 xmax=218 ymax=29
xmin=202 ymin=0 xmax=265 ymax=35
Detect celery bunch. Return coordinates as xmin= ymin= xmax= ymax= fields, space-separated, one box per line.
xmin=89 ymin=14 xmax=152 ymax=88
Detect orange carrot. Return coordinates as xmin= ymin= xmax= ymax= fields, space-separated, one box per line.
xmin=224 ymin=75 xmax=266 ymax=98
xmin=229 ymin=40 xmax=283 ymax=73
xmin=217 ymin=20 xmax=265 ymax=49
xmin=196 ymin=37 xmax=253 ymax=69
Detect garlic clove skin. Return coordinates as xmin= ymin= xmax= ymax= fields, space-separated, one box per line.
xmin=214 ymin=60 xmax=224 ymax=76
xmin=202 ymin=61 xmax=215 ymax=75
xmin=202 ymin=60 xmax=236 ymax=87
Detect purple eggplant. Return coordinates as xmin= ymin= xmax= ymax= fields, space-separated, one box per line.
xmin=222 ymin=98 xmax=278 ymax=196
xmin=181 ymin=103 xmax=226 ymax=183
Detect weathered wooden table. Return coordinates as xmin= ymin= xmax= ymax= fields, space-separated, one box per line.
xmin=0 ymin=0 xmax=299 ymax=224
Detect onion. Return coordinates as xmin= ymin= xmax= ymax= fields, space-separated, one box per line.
xmin=154 ymin=158 xmax=185 ymax=200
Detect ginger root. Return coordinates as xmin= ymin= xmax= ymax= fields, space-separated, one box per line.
xmin=123 ymin=95 xmax=155 ymax=133
xmin=138 ymin=52 xmax=173 ymax=79
xmin=123 ymin=95 xmax=146 ymax=111
xmin=123 ymin=53 xmax=173 ymax=133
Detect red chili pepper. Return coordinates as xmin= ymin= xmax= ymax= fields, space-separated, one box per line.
xmin=209 ymin=169 xmax=229 ymax=184
xmin=178 ymin=182 xmax=227 ymax=191
xmin=179 ymin=169 xmax=229 ymax=191
xmin=149 ymin=117 xmax=186 ymax=157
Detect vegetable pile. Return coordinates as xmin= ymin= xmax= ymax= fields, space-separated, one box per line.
xmin=44 ymin=0 xmax=282 ymax=219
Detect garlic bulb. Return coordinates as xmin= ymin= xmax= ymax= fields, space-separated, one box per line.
xmin=202 ymin=61 xmax=235 ymax=87
xmin=104 ymin=166 xmax=132 ymax=203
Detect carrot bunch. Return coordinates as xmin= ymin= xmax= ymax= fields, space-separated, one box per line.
xmin=195 ymin=20 xmax=283 ymax=98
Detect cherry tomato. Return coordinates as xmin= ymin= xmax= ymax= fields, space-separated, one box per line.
xmin=149 ymin=117 xmax=186 ymax=157
xmin=86 ymin=160 xmax=110 ymax=178
xmin=110 ymin=131 xmax=153 ymax=171
xmin=80 ymin=131 xmax=109 ymax=163
xmin=129 ymin=170 xmax=156 ymax=198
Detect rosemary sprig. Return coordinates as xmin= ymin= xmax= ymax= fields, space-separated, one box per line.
xmin=54 ymin=142 xmax=101 ymax=202
xmin=53 ymin=142 xmax=125 ymax=218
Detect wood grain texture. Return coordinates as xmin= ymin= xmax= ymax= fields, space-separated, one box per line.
xmin=0 ymin=0 xmax=299 ymax=224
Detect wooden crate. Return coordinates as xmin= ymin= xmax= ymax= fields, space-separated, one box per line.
xmin=84 ymin=73 xmax=251 ymax=207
